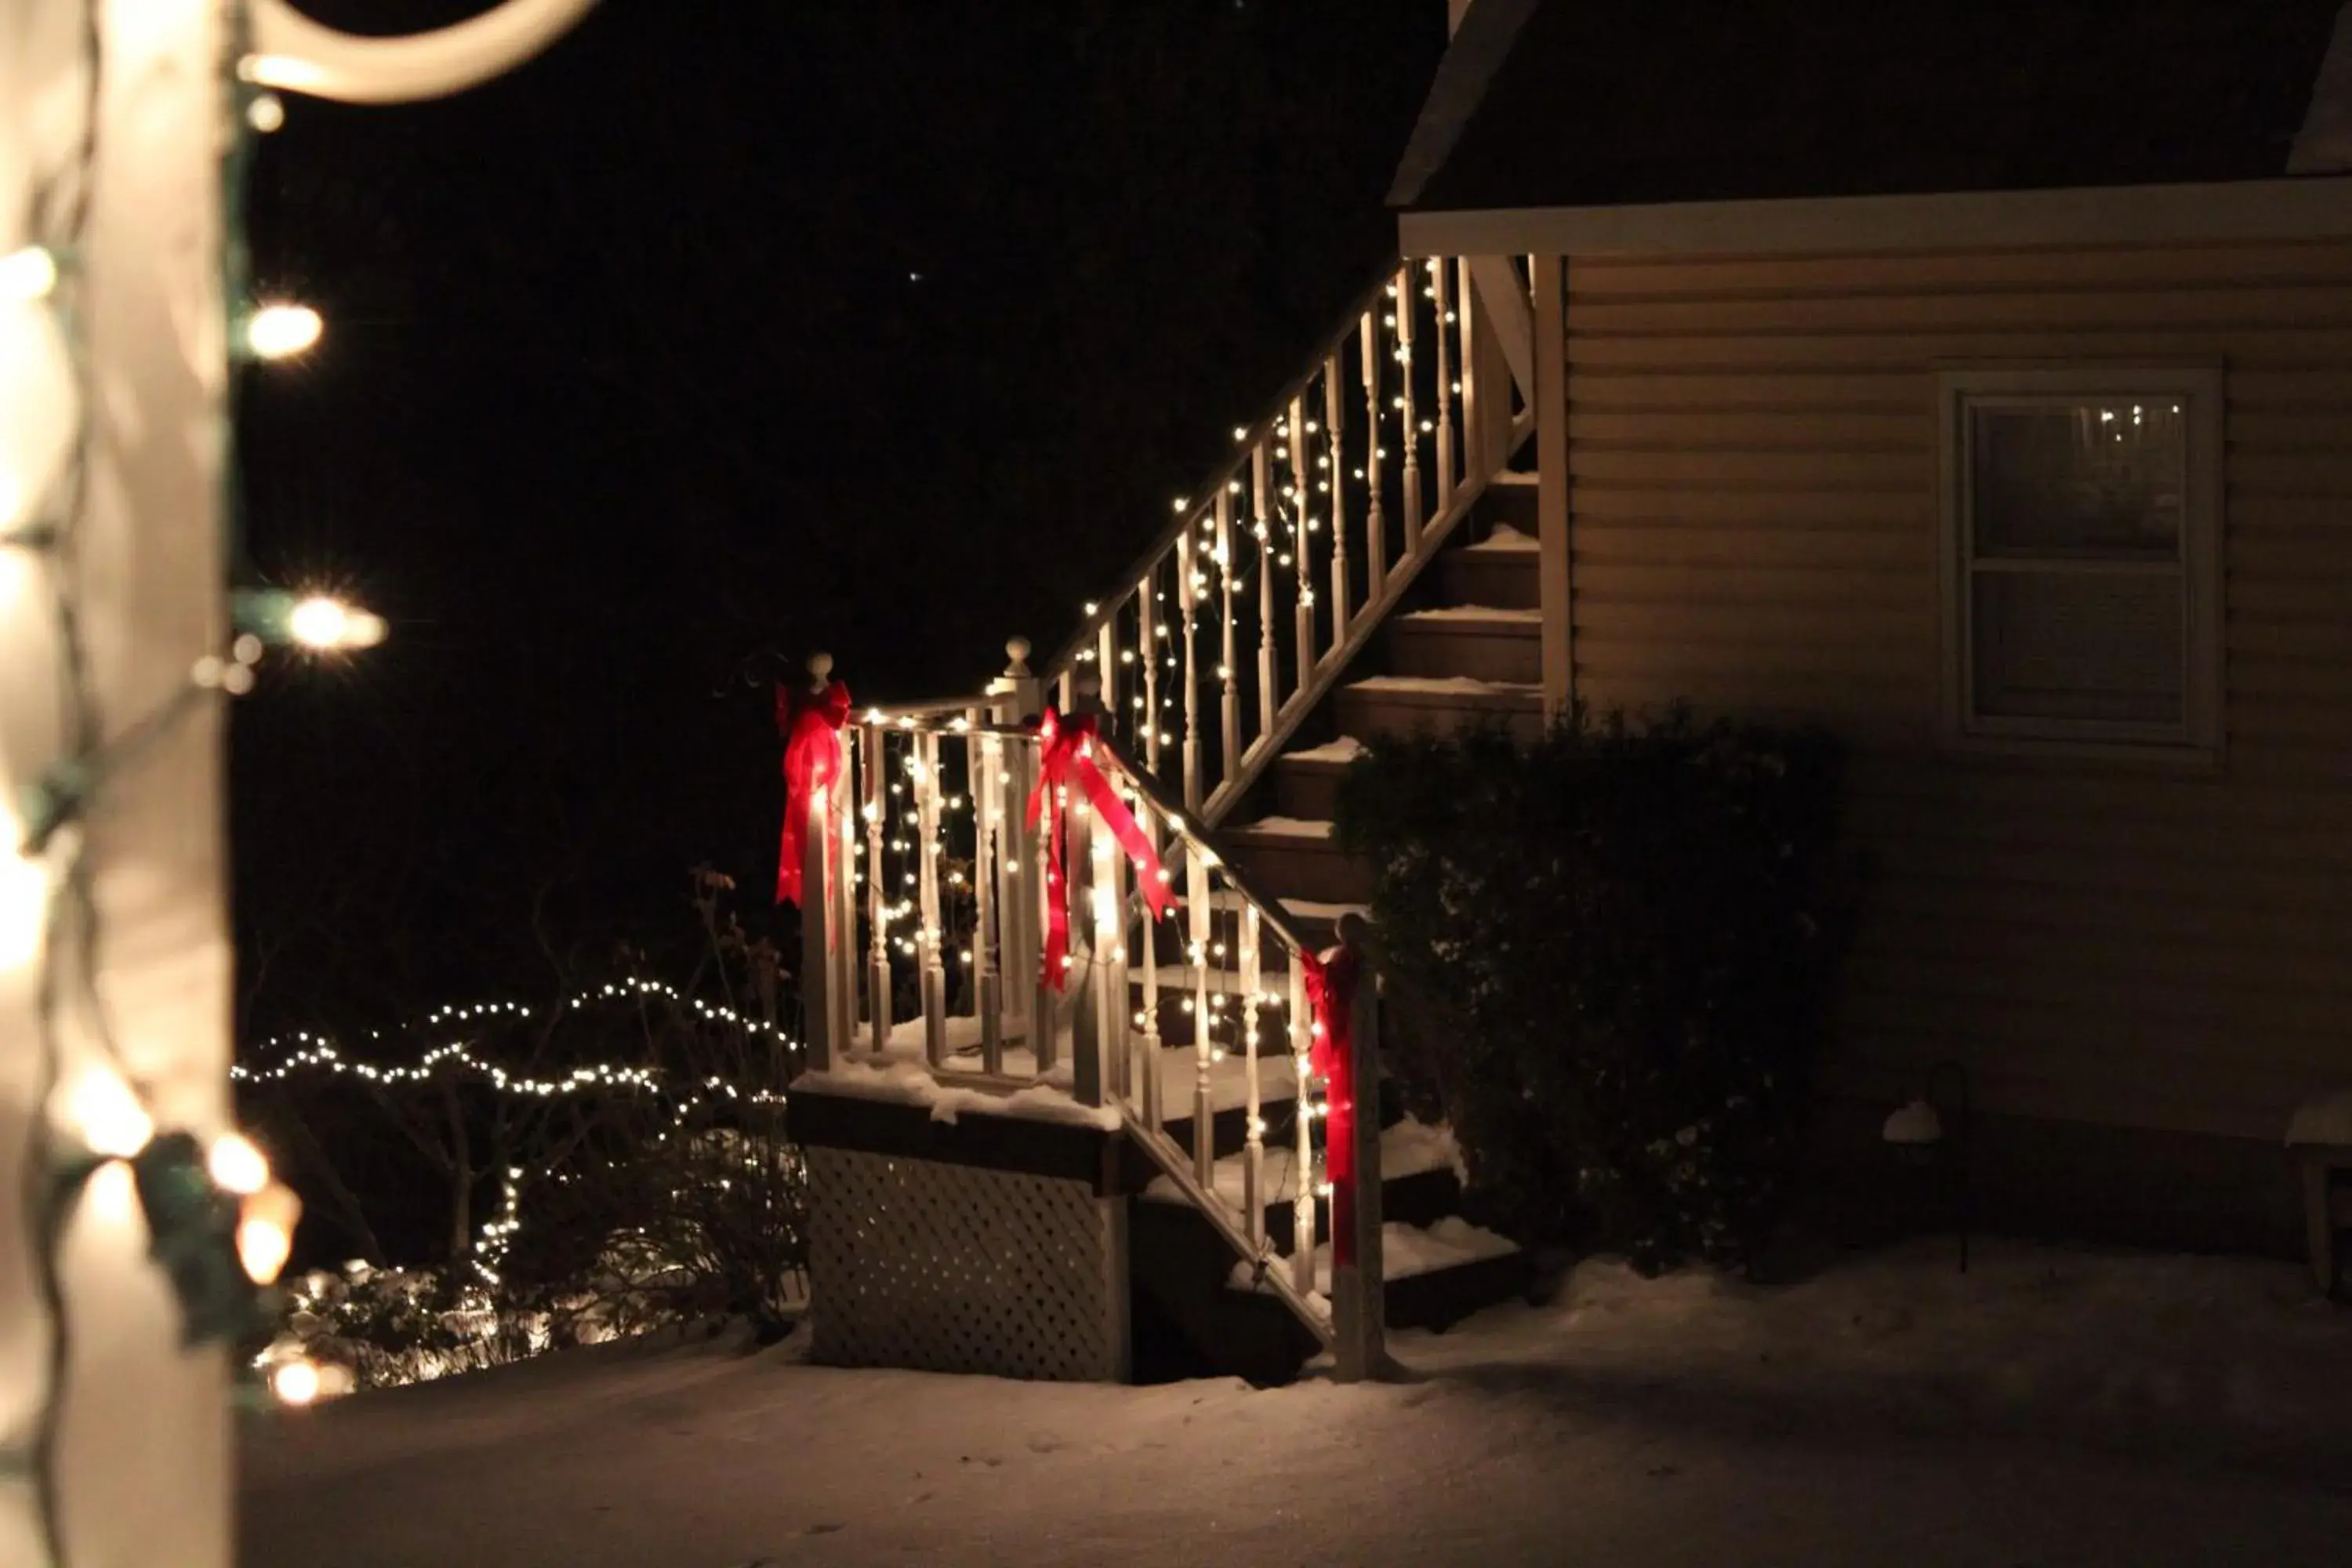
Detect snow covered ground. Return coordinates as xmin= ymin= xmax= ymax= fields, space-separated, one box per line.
xmin=240 ymin=1239 xmax=2352 ymax=1567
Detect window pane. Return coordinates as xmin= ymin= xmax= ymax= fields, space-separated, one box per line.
xmin=1970 ymin=402 xmax=2185 ymax=558
xmin=1971 ymin=571 xmax=2183 ymax=726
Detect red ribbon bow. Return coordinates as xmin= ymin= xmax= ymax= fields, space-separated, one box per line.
xmin=1301 ymin=945 xmax=1362 ymax=1266
xmin=775 ymin=679 xmax=851 ymax=910
xmin=1025 ymin=708 xmax=1177 ymax=991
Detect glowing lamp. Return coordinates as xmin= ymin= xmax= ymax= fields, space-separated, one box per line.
xmin=245 ymin=302 xmax=322 ymax=360
xmin=288 ymin=594 xmax=387 ymax=650
xmin=206 ymin=1132 xmax=270 ymax=1196
xmin=65 ymin=1065 xmax=154 ymax=1160
xmin=270 ymin=1358 xmax=321 ymax=1407
xmin=0 ymin=244 xmax=58 ymax=301
xmin=238 ymin=1182 xmax=303 ymax=1285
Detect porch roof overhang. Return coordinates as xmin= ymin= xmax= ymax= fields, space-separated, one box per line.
xmin=1395 ymin=0 xmax=2352 ymax=257
xmin=1399 ymin=174 xmax=2352 ymax=260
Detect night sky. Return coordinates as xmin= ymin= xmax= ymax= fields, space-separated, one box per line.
xmin=230 ymin=1 xmax=1443 ymax=1035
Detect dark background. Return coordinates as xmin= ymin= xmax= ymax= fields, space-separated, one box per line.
xmin=233 ymin=0 xmax=1443 ymax=1036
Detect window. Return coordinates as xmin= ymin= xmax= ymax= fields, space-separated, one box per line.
xmin=1937 ymin=368 xmax=2223 ymax=759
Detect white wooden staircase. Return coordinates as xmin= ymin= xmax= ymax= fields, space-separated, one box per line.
xmin=788 ymin=257 xmax=1544 ymax=1385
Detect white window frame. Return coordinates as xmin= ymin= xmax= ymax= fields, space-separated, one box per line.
xmin=1936 ymin=365 xmax=2224 ymax=764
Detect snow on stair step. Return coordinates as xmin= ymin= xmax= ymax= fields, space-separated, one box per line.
xmin=1279 ymin=898 xmax=1369 ymax=927
xmin=1395 ymin=604 xmax=1542 ymax=624
xmin=1142 ymin=1117 xmax=1466 ymax=1210
xmin=1345 ymin=674 xmax=1541 ymax=699
xmin=1225 ymin=815 xmax=1337 ymax=839
xmin=1283 ymin=734 xmax=1370 ymax=765
xmin=1229 ymin=1216 xmax=1520 ymax=1292
xmin=1464 ymin=521 xmax=1539 ymax=552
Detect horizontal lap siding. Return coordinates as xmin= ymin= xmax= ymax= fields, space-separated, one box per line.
xmin=1565 ymin=239 xmax=2352 ymax=1142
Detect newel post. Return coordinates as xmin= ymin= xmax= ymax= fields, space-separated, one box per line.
xmin=1332 ymin=912 xmax=1386 ymax=1382
xmin=989 ymin=638 xmax=1051 ymax=1069
xmin=800 ymin=652 xmax=843 ymax=1074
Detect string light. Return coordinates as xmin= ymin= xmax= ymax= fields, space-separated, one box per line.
xmin=243 ymin=300 xmax=322 ymax=360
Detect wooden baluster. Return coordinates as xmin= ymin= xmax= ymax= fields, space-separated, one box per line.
xmin=1178 ymin=532 xmax=1203 ymax=813
xmin=1215 ymin=489 xmax=1240 ymax=788
xmin=1241 ymin=905 xmax=1265 ymax=1251
xmin=1396 ymin=263 xmax=1423 ymax=557
xmin=1252 ymin=441 xmax=1277 ymax=741
xmin=863 ymin=723 xmax=889 ymax=1053
xmin=1098 ymin=614 xmax=1119 ymax=740
xmin=971 ymin=717 xmax=1003 ymax=1075
xmin=799 ymin=655 xmax=840 ymax=1074
xmin=1032 ymin=732 xmax=1060 ymax=1075
xmin=833 ymin=741 xmax=859 ymax=1057
xmin=1359 ymin=310 xmax=1388 ymax=593
xmin=1138 ymin=573 xmax=1160 ymax=775
xmin=1325 ymin=358 xmax=1350 ymax=638
xmin=1290 ymin=956 xmax=1315 ymax=1294
xmin=1456 ymin=256 xmax=1482 ymax=477
xmin=1333 ymin=917 xmax=1386 ymax=1383
xmin=1068 ymin=774 xmax=1102 ymax=1107
xmin=1432 ymin=258 xmax=1457 ymax=513
xmin=1091 ymin=775 xmax=1130 ymax=1108
xmin=1189 ymin=843 xmax=1215 ymax=1184
xmin=917 ymin=729 xmax=948 ymax=1069
xmin=1134 ymin=805 xmax=1164 ymax=1134
xmin=1056 ymin=668 xmax=1074 ymax=714
xmin=1290 ymin=395 xmax=1315 ymax=695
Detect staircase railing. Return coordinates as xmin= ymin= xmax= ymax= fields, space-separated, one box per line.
xmin=1039 ymin=256 xmax=1535 ymax=826
xmin=789 ymin=671 xmax=1386 ymax=1353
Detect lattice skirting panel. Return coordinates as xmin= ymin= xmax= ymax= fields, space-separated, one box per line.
xmin=806 ymin=1145 xmax=1128 ymax=1381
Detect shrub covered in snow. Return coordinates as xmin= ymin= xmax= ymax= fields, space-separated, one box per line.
xmin=1335 ymin=706 xmax=1856 ymax=1273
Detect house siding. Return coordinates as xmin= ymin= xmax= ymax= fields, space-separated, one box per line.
xmin=1562 ymin=238 xmax=2352 ymax=1145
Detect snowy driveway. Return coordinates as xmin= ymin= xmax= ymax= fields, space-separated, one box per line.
xmin=239 ymin=1241 xmax=2352 ymax=1567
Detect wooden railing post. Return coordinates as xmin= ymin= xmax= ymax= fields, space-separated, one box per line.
xmin=800 ymin=653 xmax=840 ymax=1074
xmin=1331 ymin=913 xmax=1385 ymax=1383
xmin=971 ymin=715 xmax=1005 ymax=1075
xmin=862 ymin=720 xmax=890 ymax=1054
xmin=989 ymin=637 xmax=1047 ymax=1065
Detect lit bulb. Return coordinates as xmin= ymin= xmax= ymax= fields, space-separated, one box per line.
xmin=246 ymin=93 xmax=286 ymax=132
xmin=64 ymin=1065 xmax=152 ymax=1159
xmin=245 ymin=302 xmax=322 ymax=360
xmin=208 ymin=1131 xmax=270 ymax=1195
xmin=270 ymin=1359 xmax=321 ymax=1406
xmin=288 ymin=594 xmax=386 ymax=650
xmin=0 ymin=245 xmax=58 ymax=301
xmin=0 ymin=811 xmax=46 ymax=969
xmin=239 ymin=1182 xmax=303 ymax=1284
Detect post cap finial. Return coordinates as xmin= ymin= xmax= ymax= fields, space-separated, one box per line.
xmin=1004 ymin=636 xmax=1033 ymax=673
xmin=808 ymin=652 xmax=833 ymax=686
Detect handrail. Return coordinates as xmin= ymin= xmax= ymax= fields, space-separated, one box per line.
xmin=1040 ymin=263 xmax=1403 ymax=682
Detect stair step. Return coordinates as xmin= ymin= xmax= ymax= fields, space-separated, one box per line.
xmin=1439 ymin=525 xmax=1539 ymax=609
xmin=1229 ymin=1216 xmax=1530 ymax=1332
xmin=1334 ymin=675 xmax=1544 ymax=745
xmin=1272 ymin=735 xmax=1368 ymax=818
xmin=1221 ymin=814 xmax=1367 ymax=905
xmin=1139 ymin=1117 xmax=1467 ymax=1250
xmin=1388 ymin=604 xmax=1542 ymax=684
xmin=1480 ymin=470 xmax=1540 ymax=534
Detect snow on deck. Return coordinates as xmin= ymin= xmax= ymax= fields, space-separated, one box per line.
xmin=239 ymin=1239 xmax=2352 ymax=1568
xmin=793 ymin=1058 xmax=1120 ymax=1131
xmin=1283 ymin=733 xmax=1369 ymax=764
